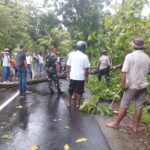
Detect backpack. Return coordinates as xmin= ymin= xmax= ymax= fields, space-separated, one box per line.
xmin=46 ymin=53 xmax=57 ymax=68
xmin=16 ymin=51 xmax=25 ymax=68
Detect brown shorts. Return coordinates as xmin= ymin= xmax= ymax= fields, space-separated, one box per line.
xmin=120 ymin=88 xmax=146 ymax=109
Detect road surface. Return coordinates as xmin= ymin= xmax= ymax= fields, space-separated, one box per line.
xmin=0 ymin=80 xmax=110 ymax=150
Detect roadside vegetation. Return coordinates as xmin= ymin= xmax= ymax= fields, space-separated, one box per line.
xmin=84 ymin=70 xmax=150 ymax=126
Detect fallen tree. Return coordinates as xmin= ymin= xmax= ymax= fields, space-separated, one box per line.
xmin=89 ymin=64 xmax=122 ymax=74
xmin=0 ymin=77 xmax=48 ymax=89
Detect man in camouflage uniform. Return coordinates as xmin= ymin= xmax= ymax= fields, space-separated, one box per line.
xmin=45 ymin=48 xmax=63 ymax=94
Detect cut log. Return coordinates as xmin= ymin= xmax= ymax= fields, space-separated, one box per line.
xmin=0 ymin=77 xmax=48 ymax=89
xmin=89 ymin=64 xmax=123 ymax=74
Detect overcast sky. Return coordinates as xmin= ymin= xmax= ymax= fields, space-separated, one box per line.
xmin=32 ymin=0 xmax=150 ymax=17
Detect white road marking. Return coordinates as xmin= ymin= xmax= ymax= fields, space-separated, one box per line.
xmin=0 ymin=67 xmax=35 ymax=111
xmin=0 ymin=90 xmax=20 ymax=111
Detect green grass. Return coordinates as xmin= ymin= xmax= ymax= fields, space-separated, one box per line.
xmin=87 ymin=70 xmax=150 ymax=126
xmin=87 ymin=70 xmax=121 ymax=101
xmin=129 ymin=104 xmax=150 ymax=126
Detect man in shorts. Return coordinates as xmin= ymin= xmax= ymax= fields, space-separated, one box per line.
xmin=66 ymin=41 xmax=90 ymax=108
xmin=106 ymin=37 xmax=150 ymax=132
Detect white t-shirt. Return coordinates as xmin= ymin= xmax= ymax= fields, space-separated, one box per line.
xmin=26 ymin=55 xmax=32 ymax=64
xmin=3 ymin=54 xmax=10 ymax=67
xmin=67 ymin=50 xmax=90 ymax=80
xmin=67 ymin=50 xmax=75 ymax=60
xmin=122 ymin=50 xmax=150 ymax=89
xmin=38 ymin=55 xmax=44 ymax=64
xmin=98 ymin=55 xmax=111 ymax=70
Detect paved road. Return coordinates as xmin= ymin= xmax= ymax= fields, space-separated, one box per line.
xmin=0 ymin=88 xmax=18 ymax=105
xmin=0 ymin=80 xmax=110 ymax=150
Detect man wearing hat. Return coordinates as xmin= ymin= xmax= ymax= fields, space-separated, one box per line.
xmin=106 ymin=37 xmax=150 ymax=132
xmin=97 ymin=49 xmax=111 ymax=87
xmin=1 ymin=48 xmax=11 ymax=83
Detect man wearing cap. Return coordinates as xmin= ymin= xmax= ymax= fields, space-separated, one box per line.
xmin=1 ymin=48 xmax=11 ymax=83
xmin=66 ymin=41 xmax=90 ymax=108
xmin=97 ymin=50 xmax=111 ymax=87
xmin=106 ymin=37 xmax=150 ymax=132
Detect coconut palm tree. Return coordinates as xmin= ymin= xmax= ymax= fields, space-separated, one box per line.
xmin=38 ymin=26 xmax=71 ymax=51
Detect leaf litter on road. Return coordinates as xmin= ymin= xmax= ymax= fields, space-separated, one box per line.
xmin=75 ymin=138 xmax=88 ymax=143
xmin=12 ymin=113 xmax=17 ymax=117
xmin=16 ymin=105 xmax=23 ymax=109
xmin=64 ymin=144 xmax=70 ymax=150
xmin=53 ymin=119 xmax=57 ymax=122
xmin=1 ymin=134 xmax=13 ymax=139
xmin=29 ymin=145 xmax=40 ymax=150
xmin=64 ymin=125 xmax=70 ymax=129
xmin=53 ymin=118 xmax=62 ymax=122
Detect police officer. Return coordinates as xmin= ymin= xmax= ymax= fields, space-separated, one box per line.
xmin=97 ymin=50 xmax=111 ymax=87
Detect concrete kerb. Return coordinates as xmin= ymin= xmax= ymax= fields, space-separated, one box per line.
xmin=80 ymin=87 xmax=137 ymax=150
xmin=95 ymin=116 xmax=135 ymax=150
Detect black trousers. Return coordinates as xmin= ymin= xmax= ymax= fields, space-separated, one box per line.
xmin=98 ymin=67 xmax=110 ymax=87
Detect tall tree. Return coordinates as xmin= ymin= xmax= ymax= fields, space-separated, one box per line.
xmin=54 ymin=0 xmax=110 ymax=46
xmin=37 ymin=26 xmax=71 ymax=51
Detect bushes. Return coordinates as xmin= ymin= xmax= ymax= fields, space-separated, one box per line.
xmin=79 ymin=96 xmax=113 ymax=115
xmin=79 ymin=70 xmax=121 ymax=115
xmin=87 ymin=70 xmax=121 ymax=101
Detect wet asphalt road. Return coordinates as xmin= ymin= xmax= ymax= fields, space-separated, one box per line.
xmin=0 ymin=80 xmax=110 ymax=150
xmin=0 ymin=88 xmax=18 ymax=105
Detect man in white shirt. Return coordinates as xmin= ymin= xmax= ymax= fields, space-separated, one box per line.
xmin=106 ymin=37 xmax=150 ymax=132
xmin=1 ymin=48 xmax=10 ymax=83
xmin=37 ymin=52 xmax=44 ymax=73
xmin=97 ymin=50 xmax=111 ymax=87
xmin=66 ymin=41 xmax=90 ymax=108
xmin=67 ymin=45 xmax=76 ymax=60
xmin=26 ymin=53 xmax=33 ymax=79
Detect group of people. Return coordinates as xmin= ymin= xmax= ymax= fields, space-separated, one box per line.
xmin=33 ymin=52 xmax=44 ymax=74
xmin=0 ymin=47 xmax=33 ymax=83
xmin=0 ymin=37 xmax=149 ymax=133
xmin=66 ymin=37 xmax=150 ymax=134
xmin=0 ymin=47 xmax=48 ymax=83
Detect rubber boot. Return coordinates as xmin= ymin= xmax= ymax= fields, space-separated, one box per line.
xmin=57 ymin=87 xmax=63 ymax=95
